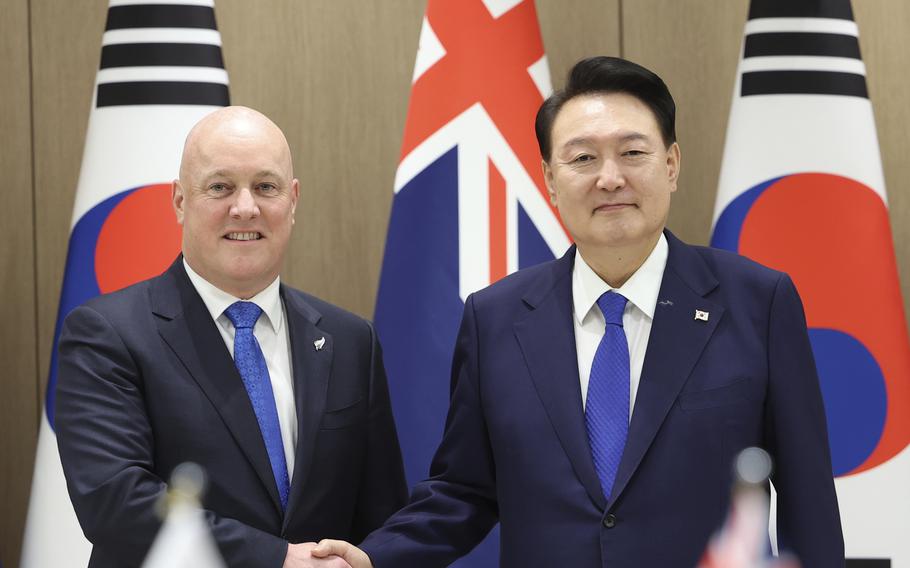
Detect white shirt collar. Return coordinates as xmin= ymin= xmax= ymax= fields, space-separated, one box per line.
xmin=182 ymin=258 xmax=283 ymax=334
xmin=572 ymin=233 xmax=668 ymax=325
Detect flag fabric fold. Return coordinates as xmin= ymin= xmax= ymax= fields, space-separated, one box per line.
xmin=374 ymin=0 xmax=568 ymax=565
xmin=712 ymin=0 xmax=910 ymax=565
xmin=20 ymin=2 xmax=229 ymax=566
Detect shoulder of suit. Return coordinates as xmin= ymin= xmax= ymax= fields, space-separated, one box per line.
xmin=282 ymin=285 xmax=374 ymax=331
xmin=78 ymin=274 xmax=157 ymax=314
xmin=470 ymin=255 xmax=567 ymax=304
xmin=684 ymin=242 xmax=787 ymax=285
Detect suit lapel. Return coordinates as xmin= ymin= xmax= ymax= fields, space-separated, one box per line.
xmin=514 ymin=248 xmax=607 ymax=510
xmin=609 ymin=232 xmax=724 ymax=506
xmin=280 ymin=287 xmax=332 ymax=530
xmin=151 ymin=259 xmax=284 ymax=515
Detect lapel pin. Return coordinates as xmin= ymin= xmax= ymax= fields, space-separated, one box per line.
xmin=658 ymin=299 xmax=674 ymax=306
xmin=694 ymin=310 xmax=709 ymax=322
xmin=314 ymin=337 xmax=326 ymax=351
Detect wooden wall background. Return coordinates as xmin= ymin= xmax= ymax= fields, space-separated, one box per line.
xmin=2 ymin=1 xmax=908 ymax=565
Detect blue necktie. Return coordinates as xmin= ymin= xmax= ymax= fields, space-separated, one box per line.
xmin=585 ymin=291 xmax=630 ymax=501
xmin=224 ymin=301 xmax=290 ymax=510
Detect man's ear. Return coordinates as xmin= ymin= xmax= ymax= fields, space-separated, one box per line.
xmin=542 ymin=159 xmax=557 ymax=205
xmin=666 ymin=142 xmax=681 ymax=193
xmin=172 ymin=179 xmax=185 ymax=224
xmin=290 ymin=178 xmax=300 ymax=225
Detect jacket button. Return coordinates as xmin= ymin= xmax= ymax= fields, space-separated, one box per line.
xmin=603 ymin=514 xmax=616 ymax=528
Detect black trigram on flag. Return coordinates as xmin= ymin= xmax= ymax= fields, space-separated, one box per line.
xmin=740 ymin=0 xmax=867 ymax=98
xmin=96 ymin=1 xmax=230 ymax=107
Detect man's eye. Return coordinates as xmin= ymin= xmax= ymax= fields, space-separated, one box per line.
xmin=572 ymin=154 xmax=594 ymax=163
xmin=257 ymin=183 xmax=278 ymax=193
xmin=209 ymin=183 xmax=228 ymax=192
xmin=623 ymin=150 xmax=646 ymax=157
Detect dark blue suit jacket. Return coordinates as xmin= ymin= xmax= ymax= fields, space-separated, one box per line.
xmin=56 ymin=258 xmax=407 ymax=568
xmin=361 ymin=231 xmax=843 ymax=567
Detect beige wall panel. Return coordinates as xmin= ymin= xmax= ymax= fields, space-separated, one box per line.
xmin=854 ymin=0 xmax=910 ymax=327
xmin=217 ymin=0 xmax=424 ymax=318
xmin=622 ymin=0 xmax=749 ymax=246
xmin=537 ymin=0 xmax=621 ymax=88
xmin=1 ymin=0 xmax=37 ymax=564
xmin=31 ymin=0 xmax=108 ymax=406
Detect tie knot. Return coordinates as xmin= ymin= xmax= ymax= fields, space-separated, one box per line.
xmin=224 ymin=301 xmax=263 ymax=329
xmin=596 ymin=291 xmax=627 ymax=326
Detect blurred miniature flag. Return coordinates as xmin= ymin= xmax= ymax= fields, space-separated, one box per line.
xmin=712 ymin=0 xmax=910 ymax=565
xmin=698 ymin=449 xmax=800 ymax=568
xmin=373 ymin=0 xmax=568 ymax=565
xmin=142 ymin=464 xmax=226 ymax=568
xmin=20 ymin=2 xmax=229 ymax=566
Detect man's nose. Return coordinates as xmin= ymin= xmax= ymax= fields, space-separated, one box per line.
xmin=230 ymin=187 xmax=260 ymax=219
xmin=597 ymin=159 xmax=625 ymax=191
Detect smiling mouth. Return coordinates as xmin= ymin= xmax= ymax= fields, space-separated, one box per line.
xmin=594 ymin=203 xmax=634 ymax=212
xmin=225 ymin=232 xmax=262 ymax=241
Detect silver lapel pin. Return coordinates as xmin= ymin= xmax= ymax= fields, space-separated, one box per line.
xmin=658 ymin=299 xmax=674 ymax=306
xmin=694 ymin=310 xmax=709 ymax=322
xmin=314 ymin=337 xmax=326 ymax=351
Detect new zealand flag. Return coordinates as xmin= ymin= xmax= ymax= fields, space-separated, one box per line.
xmin=374 ymin=1 xmax=569 ymax=565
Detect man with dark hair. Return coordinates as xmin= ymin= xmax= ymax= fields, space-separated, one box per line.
xmin=315 ymin=56 xmax=843 ymax=567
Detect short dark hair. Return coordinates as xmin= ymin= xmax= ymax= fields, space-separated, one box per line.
xmin=535 ymin=56 xmax=677 ymax=161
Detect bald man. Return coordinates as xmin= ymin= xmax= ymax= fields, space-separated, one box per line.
xmin=56 ymin=107 xmax=407 ymax=568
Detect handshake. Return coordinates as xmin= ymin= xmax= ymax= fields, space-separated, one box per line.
xmin=284 ymin=540 xmax=372 ymax=568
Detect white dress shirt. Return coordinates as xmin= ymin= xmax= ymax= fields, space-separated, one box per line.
xmin=183 ymin=260 xmax=298 ymax=479
xmin=572 ymin=234 xmax=668 ymax=418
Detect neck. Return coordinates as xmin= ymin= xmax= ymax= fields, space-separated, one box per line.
xmin=182 ymin=257 xmax=274 ymax=300
xmin=578 ymin=233 xmax=660 ymax=288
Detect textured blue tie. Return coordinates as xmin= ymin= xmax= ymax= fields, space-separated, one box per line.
xmin=224 ymin=301 xmax=290 ymax=510
xmin=585 ymin=291 xmax=630 ymax=501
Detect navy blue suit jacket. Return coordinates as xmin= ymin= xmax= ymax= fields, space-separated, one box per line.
xmin=361 ymin=231 xmax=843 ymax=567
xmin=56 ymin=258 xmax=407 ymax=568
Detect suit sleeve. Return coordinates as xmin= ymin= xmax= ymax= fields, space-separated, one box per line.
xmin=360 ymin=294 xmax=498 ymax=567
xmin=763 ymin=274 xmax=845 ymax=567
xmin=55 ymin=305 xmax=288 ymax=568
xmin=349 ymin=321 xmax=409 ymax=540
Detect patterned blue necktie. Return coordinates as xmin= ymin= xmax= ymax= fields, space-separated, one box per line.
xmin=224 ymin=301 xmax=290 ymax=510
xmin=585 ymin=291 xmax=630 ymax=501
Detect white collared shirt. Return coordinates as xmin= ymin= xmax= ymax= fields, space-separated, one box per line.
xmin=572 ymin=234 xmax=669 ymax=417
xmin=183 ymin=259 xmax=297 ymax=479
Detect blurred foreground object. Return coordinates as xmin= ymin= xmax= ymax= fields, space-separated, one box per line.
xmin=142 ymin=463 xmax=226 ymax=568
xmin=698 ymin=448 xmax=800 ymax=568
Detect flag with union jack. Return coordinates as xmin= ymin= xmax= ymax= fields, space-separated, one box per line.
xmin=20 ymin=2 xmax=228 ymax=566
xmin=374 ymin=0 xmax=569 ymax=564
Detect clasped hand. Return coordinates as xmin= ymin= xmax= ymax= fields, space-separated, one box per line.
xmin=283 ymin=540 xmax=372 ymax=568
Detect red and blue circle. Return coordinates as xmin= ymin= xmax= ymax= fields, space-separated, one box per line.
xmin=48 ymin=183 xmax=182 ymax=427
xmin=712 ymin=172 xmax=910 ymax=476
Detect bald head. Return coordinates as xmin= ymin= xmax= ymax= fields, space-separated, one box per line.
xmin=179 ymin=106 xmax=294 ymax=185
xmin=172 ymin=106 xmax=300 ymax=299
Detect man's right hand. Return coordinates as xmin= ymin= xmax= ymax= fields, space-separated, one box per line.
xmin=310 ymin=539 xmax=373 ymax=568
xmin=284 ymin=542 xmax=353 ymax=568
